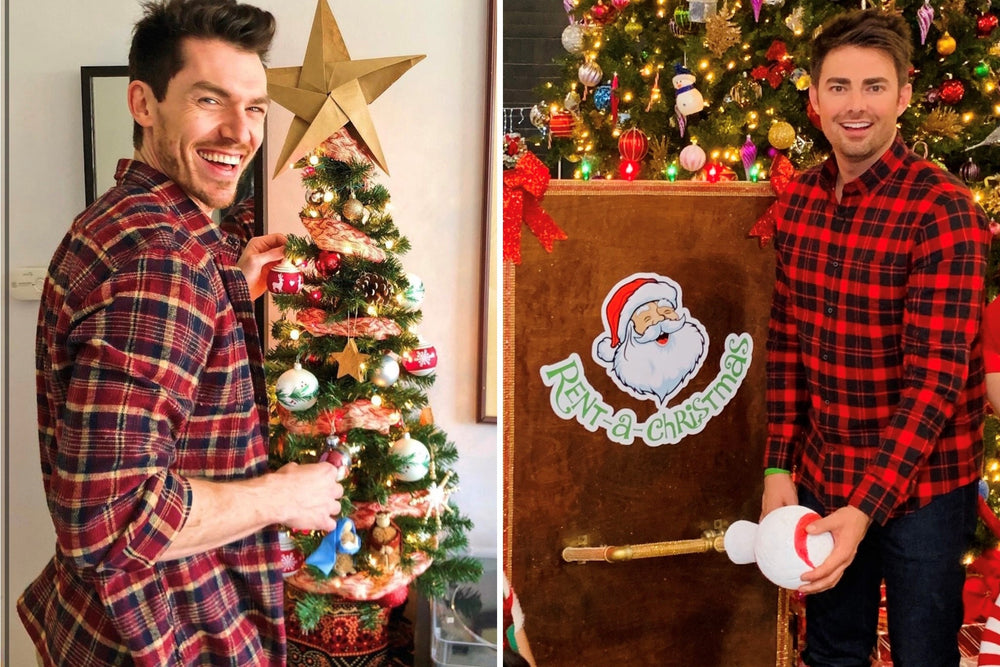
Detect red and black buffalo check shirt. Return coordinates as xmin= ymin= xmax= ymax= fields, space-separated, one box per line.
xmin=19 ymin=160 xmax=283 ymax=666
xmin=765 ymin=135 xmax=990 ymax=526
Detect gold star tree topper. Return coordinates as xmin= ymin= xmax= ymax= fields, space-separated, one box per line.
xmin=266 ymin=0 xmax=425 ymax=177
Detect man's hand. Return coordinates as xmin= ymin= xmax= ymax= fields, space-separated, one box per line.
xmin=271 ymin=462 xmax=345 ymax=533
xmin=761 ymin=472 xmax=797 ymax=519
xmin=238 ymin=233 xmax=287 ymax=300
xmin=797 ymin=505 xmax=871 ymax=594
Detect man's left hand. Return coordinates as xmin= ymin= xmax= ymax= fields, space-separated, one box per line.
xmin=797 ymin=505 xmax=871 ymax=594
xmin=238 ymin=233 xmax=287 ymax=300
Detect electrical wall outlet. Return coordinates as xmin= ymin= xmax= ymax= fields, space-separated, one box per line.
xmin=9 ymin=267 xmax=47 ymax=301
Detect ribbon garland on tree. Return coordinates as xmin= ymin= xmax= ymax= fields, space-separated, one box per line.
xmin=502 ymin=133 xmax=568 ymax=264
xmin=748 ymin=151 xmax=795 ymax=248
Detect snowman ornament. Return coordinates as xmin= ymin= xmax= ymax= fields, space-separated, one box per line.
xmin=724 ymin=505 xmax=834 ymax=590
xmin=672 ymin=63 xmax=705 ymax=117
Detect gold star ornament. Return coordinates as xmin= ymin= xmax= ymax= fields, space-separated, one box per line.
xmin=329 ymin=337 xmax=370 ymax=381
xmin=267 ymin=0 xmax=425 ymax=177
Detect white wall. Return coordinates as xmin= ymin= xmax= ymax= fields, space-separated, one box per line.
xmin=4 ymin=2 xmax=496 ymax=664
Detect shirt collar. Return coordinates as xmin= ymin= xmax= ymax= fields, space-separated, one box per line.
xmin=818 ymin=133 xmax=909 ymax=199
xmin=114 ymin=159 xmax=232 ymax=256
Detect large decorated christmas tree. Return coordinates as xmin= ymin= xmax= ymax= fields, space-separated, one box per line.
xmin=262 ymin=1 xmax=480 ymax=657
xmin=532 ymin=0 xmax=1000 ymax=191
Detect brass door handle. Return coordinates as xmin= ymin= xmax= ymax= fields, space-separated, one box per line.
xmin=561 ymin=525 xmax=727 ymax=563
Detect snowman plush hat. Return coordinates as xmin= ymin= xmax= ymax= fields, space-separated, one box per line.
xmin=724 ymin=505 xmax=835 ymax=590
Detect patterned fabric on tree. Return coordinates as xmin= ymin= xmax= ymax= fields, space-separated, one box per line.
xmin=296 ymin=308 xmax=402 ymax=339
xmin=766 ymin=135 xmax=989 ymax=525
xmin=278 ymin=399 xmax=400 ymax=436
xmin=285 ymin=589 xmax=390 ymax=667
xmin=287 ymin=552 xmax=432 ymax=598
xmin=300 ymin=214 xmax=387 ymax=262
xmin=20 ymin=160 xmax=283 ymax=666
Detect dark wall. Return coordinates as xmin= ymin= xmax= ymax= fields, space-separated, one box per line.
xmin=502 ymin=1 xmax=567 ymax=133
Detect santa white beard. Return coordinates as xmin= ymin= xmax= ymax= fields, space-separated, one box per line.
xmin=611 ymin=317 xmax=706 ymax=405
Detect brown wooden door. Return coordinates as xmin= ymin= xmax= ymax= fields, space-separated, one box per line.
xmin=506 ymin=181 xmax=784 ymax=666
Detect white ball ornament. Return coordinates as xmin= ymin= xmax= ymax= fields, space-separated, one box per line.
xmin=724 ymin=505 xmax=834 ymax=590
xmin=402 ymin=273 xmax=425 ymax=309
xmin=679 ymin=144 xmax=707 ymax=172
xmin=578 ymin=61 xmax=603 ymax=90
xmin=391 ymin=433 xmax=431 ymax=482
xmin=561 ymin=23 xmax=586 ymax=54
xmin=275 ymin=362 xmax=319 ymax=411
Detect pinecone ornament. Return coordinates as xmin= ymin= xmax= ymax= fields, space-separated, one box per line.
xmin=355 ymin=272 xmax=394 ymax=304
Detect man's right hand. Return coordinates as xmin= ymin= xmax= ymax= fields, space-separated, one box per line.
xmin=271 ymin=462 xmax=344 ymax=533
xmin=760 ymin=472 xmax=797 ymax=520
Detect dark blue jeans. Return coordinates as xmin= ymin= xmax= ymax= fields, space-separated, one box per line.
xmin=798 ymin=482 xmax=978 ymax=667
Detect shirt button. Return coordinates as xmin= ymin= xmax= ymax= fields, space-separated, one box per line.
xmin=822 ymin=354 xmax=828 ymax=361
xmin=826 ymin=307 xmax=834 ymax=314
xmin=832 ymin=261 xmax=839 ymax=268
xmin=824 ymin=399 xmax=830 ymax=405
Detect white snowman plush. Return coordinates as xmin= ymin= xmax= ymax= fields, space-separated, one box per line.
xmin=724 ymin=505 xmax=835 ymax=590
xmin=672 ymin=63 xmax=705 ymax=116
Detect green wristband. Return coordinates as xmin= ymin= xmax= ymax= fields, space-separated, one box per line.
xmin=764 ymin=467 xmax=790 ymax=476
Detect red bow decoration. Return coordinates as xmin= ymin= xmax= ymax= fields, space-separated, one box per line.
xmin=752 ymin=40 xmax=795 ymax=89
xmin=748 ymin=152 xmax=795 ymax=247
xmin=503 ymin=151 xmax=568 ymax=264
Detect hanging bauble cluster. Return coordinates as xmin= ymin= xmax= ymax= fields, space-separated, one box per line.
xmin=355 ymin=272 xmax=394 ymax=304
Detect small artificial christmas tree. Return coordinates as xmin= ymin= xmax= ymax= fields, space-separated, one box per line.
xmin=266 ymin=129 xmax=481 ymax=634
xmin=261 ymin=1 xmax=481 ymax=656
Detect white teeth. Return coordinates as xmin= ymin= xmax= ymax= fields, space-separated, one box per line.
xmin=199 ymin=151 xmax=240 ymax=165
xmin=842 ymin=122 xmax=870 ymax=129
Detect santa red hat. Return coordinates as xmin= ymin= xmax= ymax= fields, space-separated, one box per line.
xmin=595 ymin=277 xmax=678 ymax=362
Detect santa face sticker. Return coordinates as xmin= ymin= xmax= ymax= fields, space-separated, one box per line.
xmin=539 ymin=272 xmax=753 ymax=446
xmin=593 ymin=274 xmax=707 ymax=406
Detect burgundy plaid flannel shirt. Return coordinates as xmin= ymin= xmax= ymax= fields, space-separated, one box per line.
xmin=19 ymin=160 xmax=284 ymax=666
xmin=765 ymin=135 xmax=990 ymax=525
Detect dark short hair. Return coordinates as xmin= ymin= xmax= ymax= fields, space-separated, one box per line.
xmin=811 ymin=9 xmax=912 ymax=88
xmin=128 ymin=0 xmax=276 ymax=148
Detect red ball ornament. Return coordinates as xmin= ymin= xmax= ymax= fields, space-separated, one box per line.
xmin=611 ymin=0 xmax=630 ymax=9
xmin=549 ymin=111 xmax=576 ymax=138
xmin=305 ymin=287 xmax=324 ymax=305
xmin=939 ymin=78 xmax=965 ymax=105
xmin=978 ymin=13 xmax=999 ymax=38
xmin=618 ymin=158 xmax=640 ymax=180
xmin=618 ymin=127 xmax=649 ymax=161
xmin=315 ymin=250 xmax=342 ymax=278
xmin=590 ymin=0 xmax=616 ymax=24
xmin=401 ymin=342 xmax=437 ymax=377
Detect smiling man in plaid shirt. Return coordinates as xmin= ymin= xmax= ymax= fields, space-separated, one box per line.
xmin=17 ymin=2 xmax=346 ymax=665
xmin=761 ymin=9 xmax=991 ymax=666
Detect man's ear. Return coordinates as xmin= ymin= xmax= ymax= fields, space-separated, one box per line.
xmin=127 ymin=80 xmax=155 ymax=131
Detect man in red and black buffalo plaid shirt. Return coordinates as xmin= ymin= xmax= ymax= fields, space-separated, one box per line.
xmin=18 ymin=2 xmax=345 ymax=665
xmin=761 ymin=9 xmax=991 ymax=667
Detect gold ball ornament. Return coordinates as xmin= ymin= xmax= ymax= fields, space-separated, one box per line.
xmin=768 ymin=121 xmax=796 ymax=150
xmin=936 ymin=32 xmax=956 ymax=56
xmin=342 ymin=193 xmax=364 ymax=221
